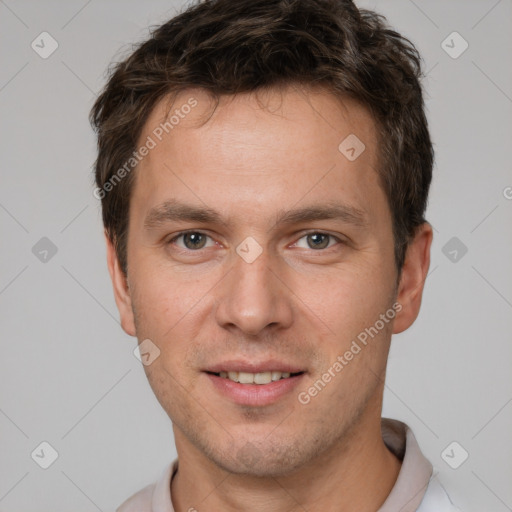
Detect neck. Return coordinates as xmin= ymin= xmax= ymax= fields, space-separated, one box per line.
xmin=171 ymin=405 xmax=402 ymax=512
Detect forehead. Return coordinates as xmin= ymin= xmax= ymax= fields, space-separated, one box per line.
xmin=131 ymin=85 xmax=386 ymax=228
xmin=141 ymin=85 xmax=378 ymax=163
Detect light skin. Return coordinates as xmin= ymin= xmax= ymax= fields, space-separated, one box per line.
xmin=106 ymin=84 xmax=432 ymax=511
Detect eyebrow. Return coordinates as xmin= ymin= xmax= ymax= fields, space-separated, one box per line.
xmin=272 ymin=201 xmax=368 ymax=229
xmin=144 ymin=200 xmax=224 ymax=230
xmin=143 ymin=199 xmax=368 ymax=231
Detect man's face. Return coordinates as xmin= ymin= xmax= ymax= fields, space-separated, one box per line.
xmin=111 ymin=86 xmax=409 ymax=476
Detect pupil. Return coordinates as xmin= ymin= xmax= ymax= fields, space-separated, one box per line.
xmin=185 ymin=233 xmax=206 ymax=249
xmin=308 ymin=233 xmax=328 ymax=249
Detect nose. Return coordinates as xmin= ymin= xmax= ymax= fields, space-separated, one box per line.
xmin=214 ymin=245 xmax=294 ymax=337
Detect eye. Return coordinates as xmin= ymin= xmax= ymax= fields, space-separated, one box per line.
xmin=292 ymin=232 xmax=341 ymax=250
xmin=168 ymin=231 xmax=215 ymax=250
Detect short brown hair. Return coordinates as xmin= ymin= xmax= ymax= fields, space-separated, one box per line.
xmin=90 ymin=0 xmax=433 ymax=275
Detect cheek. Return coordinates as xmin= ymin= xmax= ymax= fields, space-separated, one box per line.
xmin=130 ymin=256 xmax=210 ymax=333
xmin=293 ymin=263 xmax=393 ymax=343
xmin=130 ymin=260 xmax=220 ymax=392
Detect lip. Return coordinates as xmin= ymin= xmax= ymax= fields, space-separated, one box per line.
xmin=204 ymin=359 xmax=305 ymax=374
xmin=205 ymin=372 xmax=306 ymax=406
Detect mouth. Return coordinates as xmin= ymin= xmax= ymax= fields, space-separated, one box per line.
xmin=203 ymin=369 xmax=306 ymax=406
xmin=205 ymin=370 xmax=305 ymax=385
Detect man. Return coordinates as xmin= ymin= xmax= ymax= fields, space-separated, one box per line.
xmin=90 ymin=0 xmax=462 ymax=510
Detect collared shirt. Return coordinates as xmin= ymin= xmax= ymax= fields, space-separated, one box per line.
xmin=116 ymin=417 xmax=462 ymax=512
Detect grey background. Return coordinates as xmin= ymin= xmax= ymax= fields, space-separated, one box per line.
xmin=1 ymin=0 xmax=511 ymax=511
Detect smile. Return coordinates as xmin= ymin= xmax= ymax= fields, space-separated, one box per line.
xmin=209 ymin=370 xmax=304 ymax=384
xmin=205 ymin=371 xmax=306 ymax=406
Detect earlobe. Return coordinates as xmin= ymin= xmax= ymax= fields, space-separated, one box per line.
xmin=105 ymin=231 xmax=136 ymax=337
xmin=392 ymin=223 xmax=433 ymax=334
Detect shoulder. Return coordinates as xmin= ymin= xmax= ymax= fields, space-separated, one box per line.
xmin=115 ymin=460 xmax=177 ymax=512
xmin=116 ymin=483 xmax=155 ymax=512
xmin=417 ymin=474 xmax=463 ymax=512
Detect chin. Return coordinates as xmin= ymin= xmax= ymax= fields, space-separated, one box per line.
xmin=205 ymin=438 xmax=311 ymax=478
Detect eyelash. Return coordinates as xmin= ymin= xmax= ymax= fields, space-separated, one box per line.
xmin=166 ymin=230 xmax=343 ymax=251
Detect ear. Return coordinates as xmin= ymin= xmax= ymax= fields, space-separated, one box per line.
xmin=393 ymin=223 xmax=433 ymax=334
xmin=105 ymin=231 xmax=136 ymax=337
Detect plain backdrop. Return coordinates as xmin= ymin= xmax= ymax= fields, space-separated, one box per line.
xmin=1 ymin=1 xmax=511 ymax=511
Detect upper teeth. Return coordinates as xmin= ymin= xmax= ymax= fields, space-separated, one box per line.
xmin=219 ymin=371 xmax=292 ymax=384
